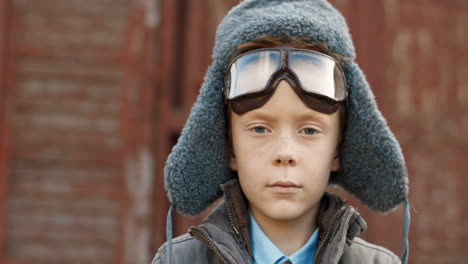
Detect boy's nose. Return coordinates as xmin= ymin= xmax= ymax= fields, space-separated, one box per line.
xmin=273 ymin=135 xmax=298 ymax=167
xmin=273 ymin=153 xmax=297 ymax=167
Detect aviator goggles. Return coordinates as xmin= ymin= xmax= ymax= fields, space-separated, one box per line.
xmin=223 ymin=47 xmax=348 ymax=115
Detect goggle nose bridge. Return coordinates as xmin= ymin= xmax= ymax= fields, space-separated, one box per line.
xmin=266 ymin=55 xmax=308 ymax=99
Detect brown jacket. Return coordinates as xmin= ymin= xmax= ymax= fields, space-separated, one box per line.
xmin=152 ymin=179 xmax=400 ymax=264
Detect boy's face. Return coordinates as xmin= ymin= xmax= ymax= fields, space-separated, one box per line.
xmin=229 ymin=80 xmax=341 ymax=223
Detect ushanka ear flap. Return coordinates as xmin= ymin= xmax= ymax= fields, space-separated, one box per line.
xmin=164 ymin=64 xmax=232 ymax=216
xmin=330 ymin=61 xmax=409 ymax=213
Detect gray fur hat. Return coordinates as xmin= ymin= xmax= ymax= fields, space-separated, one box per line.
xmin=164 ymin=0 xmax=408 ymax=216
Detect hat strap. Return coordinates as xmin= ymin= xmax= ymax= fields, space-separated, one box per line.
xmin=402 ymin=199 xmax=411 ymax=264
xmin=166 ymin=203 xmax=175 ymax=264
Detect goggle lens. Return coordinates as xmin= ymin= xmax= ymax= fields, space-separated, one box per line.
xmin=227 ymin=50 xmax=281 ymax=99
xmin=289 ymin=50 xmax=346 ymax=101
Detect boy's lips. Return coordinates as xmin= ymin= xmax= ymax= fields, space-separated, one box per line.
xmin=267 ymin=180 xmax=302 ymax=193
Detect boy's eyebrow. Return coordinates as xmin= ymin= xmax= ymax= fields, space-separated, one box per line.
xmin=295 ymin=111 xmax=329 ymax=124
xmin=242 ymin=109 xmax=276 ymax=121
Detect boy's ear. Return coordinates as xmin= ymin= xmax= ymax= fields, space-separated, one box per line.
xmin=229 ymin=156 xmax=238 ymax=171
xmin=331 ymin=150 xmax=340 ymax=172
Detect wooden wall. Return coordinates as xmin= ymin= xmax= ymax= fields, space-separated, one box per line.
xmin=0 ymin=0 xmax=466 ymax=263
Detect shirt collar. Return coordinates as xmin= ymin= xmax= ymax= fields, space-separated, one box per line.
xmin=249 ymin=210 xmax=319 ymax=264
xmin=289 ymin=228 xmax=319 ymax=264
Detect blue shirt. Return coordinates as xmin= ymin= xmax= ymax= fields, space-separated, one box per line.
xmin=249 ymin=211 xmax=319 ymax=264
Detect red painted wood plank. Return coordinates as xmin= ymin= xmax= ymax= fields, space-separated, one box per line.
xmin=0 ymin=0 xmax=14 ymax=262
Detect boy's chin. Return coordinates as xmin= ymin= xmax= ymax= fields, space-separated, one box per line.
xmin=255 ymin=203 xmax=315 ymax=223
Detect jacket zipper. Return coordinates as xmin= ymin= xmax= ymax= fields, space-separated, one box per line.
xmin=215 ymin=220 xmax=246 ymax=249
xmin=225 ymin=199 xmax=238 ymax=231
xmin=312 ymin=205 xmax=346 ymax=264
xmin=224 ymin=199 xmax=247 ymax=249
xmin=190 ymin=227 xmax=229 ymax=264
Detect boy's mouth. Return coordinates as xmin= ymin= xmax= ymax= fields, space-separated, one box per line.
xmin=267 ymin=180 xmax=301 ymax=193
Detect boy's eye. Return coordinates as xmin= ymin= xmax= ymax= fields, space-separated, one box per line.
xmin=251 ymin=126 xmax=269 ymax=133
xmin=301 ymin=127 xmax=318 ymax=135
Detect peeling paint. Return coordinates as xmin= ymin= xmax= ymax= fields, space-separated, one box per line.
xmin=416 ymin=28 xmax=432 ymax=57
xmin=144 ymin=0 xmax=160 ymax=28
xmin=383 ymin=0 xmax=399 ymax=26
xmin=391 ymin=29 xmax=414 ymax=116
xmin=416 ymin=28 xmax=438 ymax=116
xmin=125 ymin=148 xmax=154 ymax=264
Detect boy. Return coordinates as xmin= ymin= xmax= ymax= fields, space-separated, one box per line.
xmin=153 ymin=0 xmax=409 ymax=263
